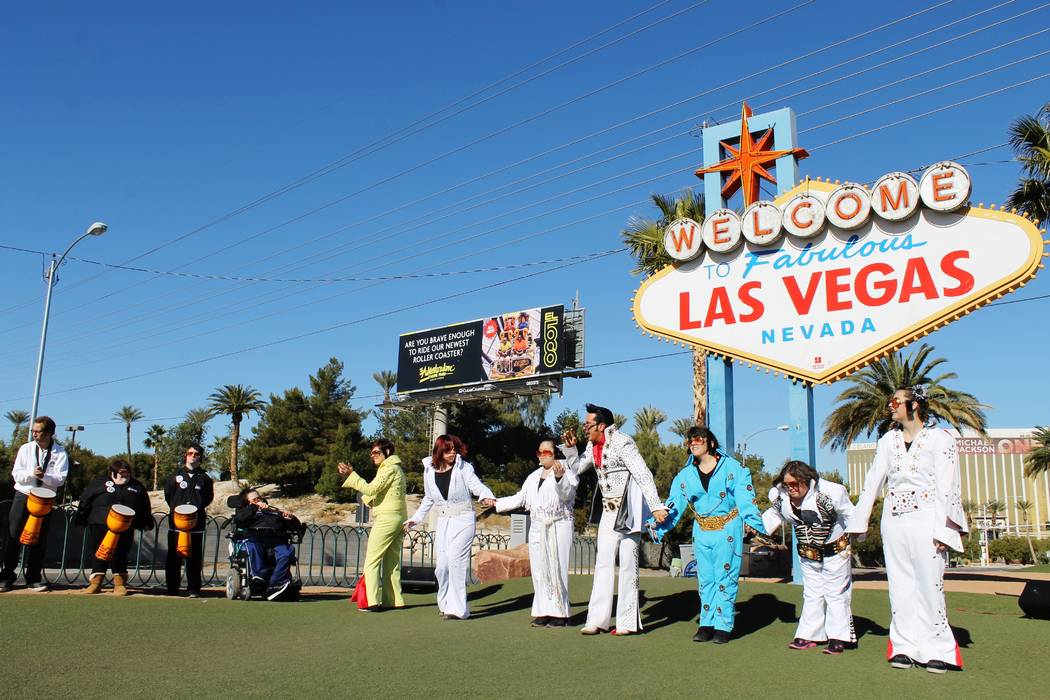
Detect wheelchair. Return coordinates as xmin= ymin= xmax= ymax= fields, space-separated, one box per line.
xmin=223 ymin=495 xmax=305 ymax=601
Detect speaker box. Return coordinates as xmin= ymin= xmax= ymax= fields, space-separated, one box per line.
xmin=401 ymin=565 xmax=438 ymax=590
xmin=1018 ymin=581 xmax=1050 ymax=619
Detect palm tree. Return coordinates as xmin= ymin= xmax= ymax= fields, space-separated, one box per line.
xmin=114 ymin=406 xmax=144 ymax=464
xmin=984 ymin=499 xmax=1004 ymax=531
xmin=208 ymin=384 xmax=266 ymax=482
xmin=623 ymin=189 xmax=708 ymax=426
xmin=1005 ymin=103 xmax=1050 ymax=223
xmin=670 ymin=417 xmax=695 ymax=441
xmin=1024 ymin=426 xmax=1050 ymax=478
xmin=633 ymin=406 xmax=667 ymax=436
xmin=372 ymin=370 xmax=398 ymax=403
xmin=143 ymin=424 xmax=167 ymax=491
xmin=5 ymin=409 xmax=29 ymax=445
xmin=821 ymin=343 xmax=988 ymax=451
xmin=1015 ymin=498 xmax=1037 ymax=563
xmin=613 ymin=413 xmax=629 ymax=431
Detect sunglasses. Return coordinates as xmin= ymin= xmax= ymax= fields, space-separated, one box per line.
xmin=536 ymin=449 xmax=554 ymax=457
xmin=782 ymin=479 xmax=802 ymax=490
xmin=888 ymin=398 xmax=906 ymax=409
xmin=370 ymin=449 xmax=383 ymax=456
xmin=186 ymin=451 xmax=202 ymax=457
xmin=688 ymin=438 xmax=708 ymax=446
xmin=443 ymin=448 xmax=457 ymax=454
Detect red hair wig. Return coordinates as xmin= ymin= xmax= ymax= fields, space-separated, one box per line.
xmin=431 ymin=434 xmax=467 ymax=466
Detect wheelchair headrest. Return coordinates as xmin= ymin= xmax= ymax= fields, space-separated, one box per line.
xmin=226 ymin=494 xmax=247 ymax=509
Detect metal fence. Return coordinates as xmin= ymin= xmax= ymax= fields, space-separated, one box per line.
xmin=2 ymin=501 xmax=597 ymax=588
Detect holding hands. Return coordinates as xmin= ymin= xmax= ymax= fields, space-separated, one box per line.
xmin=480 ymin=498 xmax=497 ymax=508
xmin=403 ymin=520 xmax=417 ymax=533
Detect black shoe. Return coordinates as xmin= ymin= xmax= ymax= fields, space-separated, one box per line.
xmin=266 ymin=581 xmax=291 ymax=601
xmin=692 ymin=627 xmax=713 ymax=643
xmin=890 ymin=654 xmax=914 ymax=669
xmin=0 ymin=579 xmax=14 ymax=593
xmin=712 ymin=630 xmax=730 ymax=644
xmin=824 ymin=640 xmax=846 ymax=655
xmin=546 ymin=617 xmax=567 ymax=628
xmin=925 ymin=660 xmax=949 ymax=674
xmin=531 ymin=616 xmax=549 ymax=628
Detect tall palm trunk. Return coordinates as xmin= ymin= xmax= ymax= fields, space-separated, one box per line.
xmin=692 ymin=348 xmax=708 ymax=426
xmin=230 ymin=415 xmax=241 ymax=482
xmin=152 ymin=449 xmax=160 ymax=491
xmin=125 ymin=425 xmax=132 ymax=464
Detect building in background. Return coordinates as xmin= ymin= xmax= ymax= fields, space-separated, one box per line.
xmin=847 ymin=429 xmax=1046 ymax=536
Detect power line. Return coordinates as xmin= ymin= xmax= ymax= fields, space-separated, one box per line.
xmin=31 ymin=45 xmax=1049 ymax=363
xmin=0 ymin=0 xmax=991 ymax=332
xmin=0 ymin=0 xmax=699 ymax=313
xmin=1 ymin=249 xmax=624 ymax=401
xmin=11 ymin=64 xmax=1046 ymax=375
xmin=59 ymin=248 xmax=627 ymax=283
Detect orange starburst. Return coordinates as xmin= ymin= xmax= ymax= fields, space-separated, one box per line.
xmin=695 ymin=102 xmax=809 ymax=206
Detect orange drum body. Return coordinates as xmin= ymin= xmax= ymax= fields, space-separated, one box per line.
xmin=172 ymin=504 xmax=198 ymax=559
xmin=19 ymin=487 xmax=56 ymax=545
xmin=95 ymin=504 xmax=136 ymax=561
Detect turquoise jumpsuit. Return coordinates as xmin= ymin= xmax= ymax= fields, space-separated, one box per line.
xmin=649 ymin=451 xmax=765 ymax=632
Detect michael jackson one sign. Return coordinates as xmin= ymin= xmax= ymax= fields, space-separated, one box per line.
xmin=633 ymin=162 xmax=1045 ymax=384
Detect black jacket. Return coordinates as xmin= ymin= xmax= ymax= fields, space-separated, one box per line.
xmin=233 ymin=503 xmax=302 ymax=536
xmin=164 ymin=467 xmax=215 ymax=513
xmin=76 ymin=476 xmax=154 ymax=530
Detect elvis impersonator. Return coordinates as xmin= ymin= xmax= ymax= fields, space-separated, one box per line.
xmin=647 ymin=426 xmax=764 ymax=644
xmin=562 ymin=404 xmax=667 ymax=636
xmin=406 ymin=434 xmax=496 ymax=620
xmin=846 ymin=385 xmax=968 ymax=674
xmin=495 ymin=438 xmax=579 ymax=627
xmin=762 ymin=460 xmax=856 ymax=654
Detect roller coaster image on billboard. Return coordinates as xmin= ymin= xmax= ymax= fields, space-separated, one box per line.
xmin=397 ymin=305 xmax=565 ymax=394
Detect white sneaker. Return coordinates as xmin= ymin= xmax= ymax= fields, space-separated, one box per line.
xmin=30 ymin=582 xmax=51 ymax=592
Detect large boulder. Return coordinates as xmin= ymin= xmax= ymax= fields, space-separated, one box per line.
xmin=473 ymin=544 xmax=531 ymax=583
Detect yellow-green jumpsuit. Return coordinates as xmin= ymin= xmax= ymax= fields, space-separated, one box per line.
xmin=343 ymin=455 xmax=407 ymax=608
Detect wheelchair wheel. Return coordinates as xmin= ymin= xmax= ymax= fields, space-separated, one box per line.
xmin=225 ymin=572 xmax=242 ymax=600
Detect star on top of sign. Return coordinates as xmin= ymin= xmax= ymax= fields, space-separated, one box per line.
xmin=695 ymin=102 xmax=810 ymax=206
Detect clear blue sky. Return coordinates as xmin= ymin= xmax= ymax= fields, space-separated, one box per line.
xmin=1 ymin=0 xmax=1047 ymax=478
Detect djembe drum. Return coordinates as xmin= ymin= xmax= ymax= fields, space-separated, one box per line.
xmin=19 ymin=487 xmax=57 ymax=545
xmin=172 ymin=504 xmax=198 ymax=559
xmin=95 ymin=504 xmax=136 ymax=561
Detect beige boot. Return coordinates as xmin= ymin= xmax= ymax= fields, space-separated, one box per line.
xmin=84 ymin=573 xmax=104 ymax=594
xmin=112 ymin=574 xmax=128 ymax=597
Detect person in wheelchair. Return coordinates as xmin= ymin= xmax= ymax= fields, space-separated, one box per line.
xmin=232 ymin=488 xmax=303 ymax=600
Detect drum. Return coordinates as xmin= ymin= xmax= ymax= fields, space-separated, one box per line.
xmin=96 ymin=504 xmax=136 ymax=561
xmin=19 ymin=487 xmax=56 ymax=545
xmin=172 ymin=504 xmax=198 ymax=559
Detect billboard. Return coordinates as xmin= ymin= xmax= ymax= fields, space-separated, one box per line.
xmin=397 ymin=305 xmax=566 ymax=394
xmin=633 ymin=163 xmax=1044 ymax=384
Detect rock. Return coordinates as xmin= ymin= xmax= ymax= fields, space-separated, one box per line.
xmin=473 ymin=544 xmax=531 ymax=583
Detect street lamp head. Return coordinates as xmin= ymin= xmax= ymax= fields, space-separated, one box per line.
xmin=86 ymin=222 xmax=108 ymax=236
xmin=777 ymin=424 xmax=790 ymax=431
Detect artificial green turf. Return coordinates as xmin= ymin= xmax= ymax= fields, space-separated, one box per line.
xmin=1020 ymin=563 xmax=1050 ymax=573
xmin=1 ymin=577 xmax=1044 ymax=699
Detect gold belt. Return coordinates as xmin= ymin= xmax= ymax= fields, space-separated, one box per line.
xmin=602 ymin=497 xmax=622 ymax=512
xmin=798 ymin=534 xmax=850 ymax=562
xmin=692 ymin=507 xmax=738 ymax=531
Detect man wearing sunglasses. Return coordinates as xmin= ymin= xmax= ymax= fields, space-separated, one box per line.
xmin=164 ymin=443 xmax=214 ymax=597
xmin=0 ymin=416 xmax=68 ymax=592
xmin=562 ymin=403 xmax=667 ymax=636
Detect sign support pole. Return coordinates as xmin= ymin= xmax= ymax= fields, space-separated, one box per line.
xmin=788 ymin=380 xmax=816 ymax=584
xmin=706 ymin=359 xmax=734 ymax=452
xmin=431 ymin=404 xmax=448 ymax=444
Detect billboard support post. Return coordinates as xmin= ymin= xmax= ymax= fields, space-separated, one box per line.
xmin=431 ymin=404 xmax=448 ymax=443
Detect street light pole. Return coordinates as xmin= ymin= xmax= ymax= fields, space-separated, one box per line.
xmin=29 ymin=222 xmax=107 ymax=426
xmin=739 ymin=424 xmax=790 ymax=460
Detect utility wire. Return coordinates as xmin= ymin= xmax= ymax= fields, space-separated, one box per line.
xmin=21 ymin=46 xmax=1047 ymax=364
xmin=0 ymin=0 xmax=810 ymax=319
xmin=0 ymin=0 xmax=995 ymax=332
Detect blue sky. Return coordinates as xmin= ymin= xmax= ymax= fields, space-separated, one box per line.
xmin=1 ymin=0 xmax=1047 ymax=478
